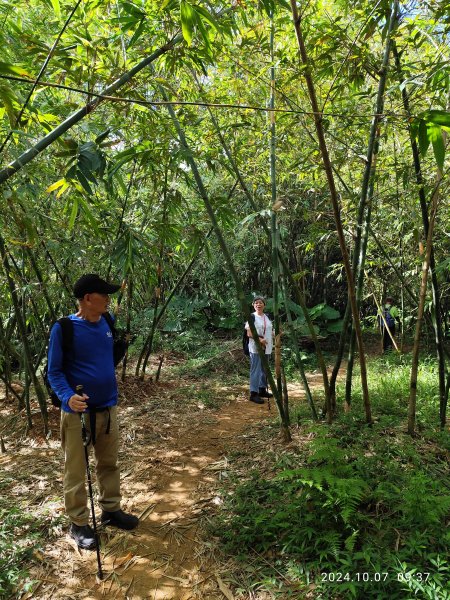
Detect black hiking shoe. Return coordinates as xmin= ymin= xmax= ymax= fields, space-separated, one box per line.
xmin=101 ymin=509 xmax=139 ymax=530
xmin=259 ymin=387 xmax=273 ymax=398
xmin=249 ymin=392 xmax=264 ymax=404
xmin=69 ymin=523 xmax=97 ymax=550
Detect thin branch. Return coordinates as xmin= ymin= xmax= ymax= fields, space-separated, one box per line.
xmin=0 ymin=0 xmax=83 ymax=156
xmin=0 ymin=33 xmax=183 ymax=184
xmin=0 ymin=74 xmax=406 ymax=120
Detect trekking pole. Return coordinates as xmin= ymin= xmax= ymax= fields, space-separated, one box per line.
xmin=76 ymin=384 xmax=103 ymax=581
xmin=370 ymin=292 xmax=399 ymax=352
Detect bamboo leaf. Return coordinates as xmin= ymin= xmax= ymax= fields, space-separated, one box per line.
xmin=50 ymin=0 xmax=61 ymax=18
xmin=45 ymin=178 xmax=66 ymax=193
xmin=259 ymin=0 xmax=276 ymax=17
xmin=0 ymin=84 xmax=18 ymax=127
xmin=95 ymin=129 xmax=111 ymax=145
xmin=180 ymin=0 xmax=195 ymax=45
xmin=196 ymin=13 xmax=212 ymax=55
xmin=418 ymin=120 xmax=430 ymax=157
xmin=128 ymin=18 xmax=146 ymax=48
xmin=76 ymin=169 xmax=93 ymax=195
xmin=56 ymin=181 xmax=69 ymax=198
xmin=428 ymin=124 xmax=445 ymax=172
xmin=409 ymin=117 xmax=419 ymax=141
xmin=68 ymin=197 xmax=79 ymax=228
xmin=23 ymin=217 xmax=39 ymax=246
xmin=78 ymin=159 xmax=98 ymax=183
xmin=121 ymin=1 xmax=145 ymax=18
xmin=78 ymin=196 xmax=100 ymax=233
xmin=0 ymin=62 xmax=33 ymax=78
xmin=194 ymin=5 xmax=220 ymax=32
xmin=421 ymin=109 xmax=450 ymax=128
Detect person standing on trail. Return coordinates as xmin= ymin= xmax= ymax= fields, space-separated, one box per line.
xmin=47 ymin=274 xmax=139 ymax=551
xmin=378 ymin=296 xmax=399 ymax=353
xmin=245 ymin=296 xmax=274 ymax=404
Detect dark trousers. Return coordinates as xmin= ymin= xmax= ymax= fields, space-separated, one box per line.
xmin=383 ymin=324 xmax=395 ymax=352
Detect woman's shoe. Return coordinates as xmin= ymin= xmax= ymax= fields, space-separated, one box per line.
xmin=249 ymin=392 xmax=264 ymax=404
xmin=259 ymin=387 xmax=273 ymax=398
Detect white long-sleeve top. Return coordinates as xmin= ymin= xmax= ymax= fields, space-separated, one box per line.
xmin=245 ymin=312 xmax=273 ymax=355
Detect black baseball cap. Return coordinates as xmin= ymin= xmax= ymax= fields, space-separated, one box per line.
xmin=73 ymin=274 xmax=121 ymax=298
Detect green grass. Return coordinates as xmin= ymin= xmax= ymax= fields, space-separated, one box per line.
xmin=0 ymin=502 xmax=44 ymax=599
xmin=209 ymin=354 xmax=450 ymax=599
xmin=0 ymin=473 xmax=65 ymax=600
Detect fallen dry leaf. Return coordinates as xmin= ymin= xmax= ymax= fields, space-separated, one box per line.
xmin=216 ymin=574 xmax=234 ymax=600
xmin=114 ymin=552 xmax=133 ymax=568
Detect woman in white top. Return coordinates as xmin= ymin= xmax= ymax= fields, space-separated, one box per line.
xmin=245 ymin=296 xmax=274 ymax=404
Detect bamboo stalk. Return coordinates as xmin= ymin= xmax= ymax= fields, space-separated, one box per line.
xmin=192 ymin=72 xmax=330 ymax=402
xmin=121 ymin=275 xmax=133 ymax=382
xmin=269 ymin=14 xmax=283 ymax=397
xmin=135 ymin=228 xmax=213 ymax=376
xmin=345 ymin=0 xmax=399 ymax=405
xmin=0 ymin=236 xmax=48 ymax=432
xmin=280 ymin=272 xmax=317 ymax=420
xmin=140 ymin=169 xmax=169 ymax=378
xmin=408 ymin=185 xmax=442 ymax=434
xmin=289 ymin=0 xmax=372 ymax=424
xmin=393 ymin=40 xmax=448 ymax=428
xmin=159 ymin=84 xmax=291 ymax=440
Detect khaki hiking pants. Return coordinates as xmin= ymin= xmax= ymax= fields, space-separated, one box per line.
xmin=60 ymin=406 xmax=121 ymax=525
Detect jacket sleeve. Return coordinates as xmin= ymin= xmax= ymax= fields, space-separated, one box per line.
xmin=47 ymin=322 xmax=75 ymax=410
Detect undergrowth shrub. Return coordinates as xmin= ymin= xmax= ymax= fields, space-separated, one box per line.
xmin=0 ymin=503 xmax=41 ymax=599
xmin=212 ymin=353 xmax=450 ymax=600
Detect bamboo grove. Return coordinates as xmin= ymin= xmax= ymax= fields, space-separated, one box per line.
xmin=0 ymin=0 xmax=449 ymax=436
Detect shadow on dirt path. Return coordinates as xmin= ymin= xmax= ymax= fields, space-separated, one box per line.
xmin=22 ymin=379 xmax=275 ymax=600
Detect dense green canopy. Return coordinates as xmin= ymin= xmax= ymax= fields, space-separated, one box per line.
xmin=0 ymin=0 xmax=449 ymax=430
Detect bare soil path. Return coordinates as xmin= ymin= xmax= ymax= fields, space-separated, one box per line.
xmin=2 ymin=369 xmax=287 ymax=600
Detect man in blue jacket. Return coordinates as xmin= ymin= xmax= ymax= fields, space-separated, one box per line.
xmin=48 ymin=274 xmax=138 ymax=550
xmin=378 ymin=296 xmax=399 ymax=352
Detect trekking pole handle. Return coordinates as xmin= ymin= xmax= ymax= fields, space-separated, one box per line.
xmin=76 ymin=385 xmax=89 ymax=445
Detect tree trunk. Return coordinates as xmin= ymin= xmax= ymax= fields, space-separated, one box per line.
xmin=345 ymin=0 xmax=398 ymax=405
xmin=393 ymin=41 xmax=448 ymax=428
xmin=289 ymin=0 xmax=371 ymax=424
xmin=408 ymin=181 xmax=442 ymax=434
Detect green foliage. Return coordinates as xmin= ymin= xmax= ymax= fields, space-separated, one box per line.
xmin=0 ymin=503 xmax=41 ymax=598
xmin=210 ymin=357 xmax=450 ymax=599
xmin=161 ymin=293 xmax=211 ymax=333
xmin=411 ymin=110 xmax=450 ymax=172
xmin=179 ymin=1 xmax=222 ymax=54
xmin=280 ymin=300 xmax=343 ymax=336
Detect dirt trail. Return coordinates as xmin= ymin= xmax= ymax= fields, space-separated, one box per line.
xmin=24 ymin=381 xmax=275 ymax=600
xmin=117 ymin=396 xmax=270 ymax=600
